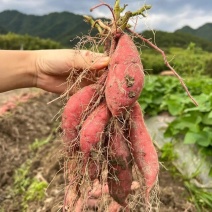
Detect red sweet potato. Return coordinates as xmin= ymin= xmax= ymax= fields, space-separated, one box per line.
xmin=88 ymin=180 xmax=139 ymax=198
xmin=129 ymin=102 xmax=159 ymax=201
xmin=80 ymin=102 xmax=111 ymax=179
xmin=107 ymin=121 xmax=132 ymax=207
xmin=86 ymin=158 xmax=101 ymax=181
xmin=88 ymin=180 xmax=109 ymax=198
xmin=62 ymin=84 xmax=100 ymax=155
xmin=108 ymin=201 xmax=121 ymax=212
xmin=74 ymin=196 xmax=101 ymax=211
xmin=105 ymin=34 xmax=145 ymax=116
xmin=80 ymin=102 xmax=111 ymax=156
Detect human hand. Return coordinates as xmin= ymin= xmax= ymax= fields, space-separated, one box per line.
xmin=34 ymin=49 xmax=110 ymax=94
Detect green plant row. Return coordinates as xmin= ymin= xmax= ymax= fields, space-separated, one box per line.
xmin=141 ymin=45 xmax=212 ymax=77
xmin=139 ymin=75 xmax=212 ymax=155
xmin=13 ymin=160 xmax=47 ymax=210
xmin=11 ymin=133 xmax=55 ymax=211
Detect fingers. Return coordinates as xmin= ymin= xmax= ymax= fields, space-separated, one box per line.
xmin=36 ymin=75 xmax=68 ymax=94
xmin=35 ymin=49 xmax=109 ymax=94
xmin=69 ymin=50 xmax=110 ymax=71
xmin=38 ymin=75 xmax=93 ymax=95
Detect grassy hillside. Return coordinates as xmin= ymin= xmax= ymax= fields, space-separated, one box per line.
xmin=0 ymin=25 xmax=7 ymax=34
xmin=140 ymin=47 xmax=212 ymax=77
xmin=140 ymin=30 xmax=212 ymax=52
xmin=176 ymin=23 xmax=212 ymax=42
xmin=0 ymin=10 xmax=93 ymax=47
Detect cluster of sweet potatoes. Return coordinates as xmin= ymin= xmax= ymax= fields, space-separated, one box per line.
xmin=62 ymin=32 xmax=159 ymax=211
xmin=59 ymin=0 xmax=198 ymax=210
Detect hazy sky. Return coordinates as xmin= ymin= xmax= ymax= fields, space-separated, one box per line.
xmin=0 ymin=0 xmax=211 ymax=32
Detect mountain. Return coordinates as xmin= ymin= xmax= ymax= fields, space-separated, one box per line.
xmin=0 ymin=10 xmax=94 ymax=47
xmin=0 ymin=25 xmax=7 ymax=34
xmin=0 ymin=10 xmax=212 ymax=51
xmin=140 ymin=30 xmax=212 ymax=52
xmin=176 ymin=25 xmax=194 ymax=34
xmin=176 ymin=23 xmax=212 ymax=42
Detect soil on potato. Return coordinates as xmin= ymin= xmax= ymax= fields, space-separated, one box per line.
xmin=0 ymin=92 xmax=195 ymax=212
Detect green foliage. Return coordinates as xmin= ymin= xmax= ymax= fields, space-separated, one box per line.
xmin=139 ymin=75 xmax=212 ymax=156
xmin=0 ymin=25 xmax=7 ymax=34
xmin=140 ymin=30 xmax=212 ymax=52
xmin=13 ymin=160 xmax=47 ymax=211
xmin=205 ymin=58 xmax=212 ymax=77
xmin=141 ymin=47 xmax=212 ymax=76
xmin=141 ymin=52 xmax=167 ymax=75
xmin=165 ymin=92 xmax=212 ymax=150
xmin=0 ymin=10 xmax=93 ymax=47
xmin=176 ymin=23 xmax=212 ymax=42
xmin=30 ymin=133 xmax=53 ymax=151
xmin=0 ymin=32 xmax=62 ymax=50
xmin=159 ymin=143 xmax=211 ymax=211
xmin=138 ymin=75 xmax=189 ymax=115
xmin=22 ymin=180 xmax=47 ymax=209
xmin=184 ymin=181 xmax=212 ymax=211
xmin=160 ymin=142 xmax=178 ymax=162
xmin=13 ymin=161 xmax=31 ymax=195
xmin=1 ymin=10 xmax=212 ymax=49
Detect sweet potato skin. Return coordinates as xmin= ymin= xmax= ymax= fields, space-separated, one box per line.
xmin=108 ymin=122 xmax=132 ymax=207
xmin=80 ymin=102 xmax=111 ymax=156
xmin=80 ymin=102 xmax=111 ymax=180
xmin=105 ymin=34 xmax=145 ymax=116
xmin=86 ymin=158 xmax=101 ymax=181
xmin=62 ymin=84 xmax=99 ymax=154
xmin=130 ymin=102 xmax=159 ymax=200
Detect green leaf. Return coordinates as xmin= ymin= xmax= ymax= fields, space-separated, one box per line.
xmin=203 ymin=127 xmax=212 ymax=143
xmin=196 ymin=131 xmax=211 ymax=147
xmin=184 ymin=132 xmax=199 ymax=144
xmin=209 ymin=167 xmax=212 ymax=177
xmin=184 ymin=131 xmax=211 ymax=147
xmin=208 ymin=111 xmax=212 ymax=118
xmin=166 ymin=98 xmax=184 ymax=116
xmin=139 ymin=102 xmax=147 ymax=110
xmin=189 ymin=94 xmax=211 ymax=112
xmin=202 ymin=112 xmax=212 ymax=125
xmin=175 ymin=115 xmax=201 ymax=133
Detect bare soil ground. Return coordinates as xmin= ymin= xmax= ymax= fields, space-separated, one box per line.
xmin=0 ymin=91 xmax=195 ymax=212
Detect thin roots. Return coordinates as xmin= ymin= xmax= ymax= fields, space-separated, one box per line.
xmin=58 ymin=12 xmax=164 ymax=211
xmin=62 ymin=108 xmax=159 ymax=211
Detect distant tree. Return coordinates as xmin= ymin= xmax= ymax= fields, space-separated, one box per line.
xmin=0 ymin=25 xmax=7 ymax=34
xmin=139 ymin=30 xmax=212 ymax=52
xmin=0 ymin=32 xmax=62 ymax=50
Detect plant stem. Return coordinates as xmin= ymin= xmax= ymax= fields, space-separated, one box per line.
xmin=132 ymin=5 xmax=152 ymax=17
xmin=84 ymin=16 xmax=103 ymax=34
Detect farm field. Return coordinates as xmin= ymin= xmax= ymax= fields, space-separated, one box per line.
xmin=1 ymin=74 xmax=212 ymax=211
xmin=0 ymin=89 xmax=196 ymax=212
